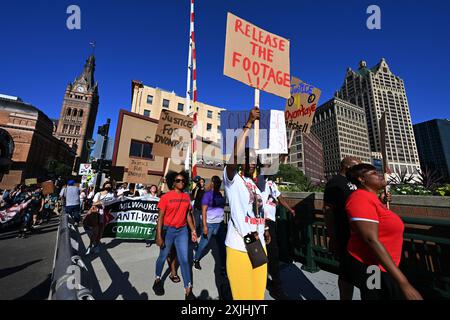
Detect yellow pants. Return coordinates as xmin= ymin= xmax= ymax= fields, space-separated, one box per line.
xmin=226 ymin=246 xmax=267 ymax=300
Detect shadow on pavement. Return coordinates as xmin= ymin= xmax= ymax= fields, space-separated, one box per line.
xmin=86 ymin=238 xmax=148 ymax=300
xmin=0 ymin=259 xmax=43 ymax=280
xmin=15 ymin=273 xmax=52 ymax=300
xmin=279 ymin=263 xmax=327 ymax=300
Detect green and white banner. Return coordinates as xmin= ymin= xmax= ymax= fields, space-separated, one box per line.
xmin=102 ymin=197 xmax=159 ymax=240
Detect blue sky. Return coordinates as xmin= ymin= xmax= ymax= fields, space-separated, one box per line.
xmin=0 ymin=0 xmax=449 ymax=138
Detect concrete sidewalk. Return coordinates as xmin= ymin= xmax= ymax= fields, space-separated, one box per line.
xmin=79 ymin=226 xmax=360 ymax=300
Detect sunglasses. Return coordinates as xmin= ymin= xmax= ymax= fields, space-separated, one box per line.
xmin=175 ymin=179 xmax=186 ymax=183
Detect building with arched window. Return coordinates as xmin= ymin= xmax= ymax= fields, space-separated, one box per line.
xmin=0 ymin=95 xmax=76 ymax=189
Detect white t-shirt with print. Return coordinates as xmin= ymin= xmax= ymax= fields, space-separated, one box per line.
xmin=223 ymin=167 xmax=266 ymax=252
xmin=261 ymin=179 xmax=281 ymax=222
xmin=93 ymin=191 xmax=116 ymax=215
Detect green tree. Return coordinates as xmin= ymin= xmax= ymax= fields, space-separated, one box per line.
xmin=274 ymin=164 xmax=308 ymax=186
xmin=46 ymin=159 xmax=72 ymax=179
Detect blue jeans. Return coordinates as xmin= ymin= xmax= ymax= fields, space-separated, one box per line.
xmin=65 ymin=205 xmax=81 ymax=223
xmin=194 ymin=222 xmax=227 ymax=267
xmin=155 ymin=226 xmax=191 ymax=288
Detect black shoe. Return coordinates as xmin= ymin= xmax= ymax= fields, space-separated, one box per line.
xmin=193 ymin=260 xmax=202 ymax=270
xmin=185 ymin=290 xmax=196 ymax=300
xmin=152 ymin=279 xmax=165 ymax=296
xmin=269 ymin=283 xmax=289 ymax=300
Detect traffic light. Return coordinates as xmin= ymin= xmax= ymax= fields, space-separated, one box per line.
xmin=91 ymin=160 xmax=99 ymax=171
xmin=95 ymin=159 xmax=112 ymax=172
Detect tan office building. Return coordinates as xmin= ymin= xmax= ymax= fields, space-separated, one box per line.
xmin=286 ymin=130 xmax=325 ymax=184
xmin=337 ymin=59 xmax=421 ymax=176
xmin=112 ymin=110 xmax=223 ymax=186
xmin=312 ymin=97 xmax=372 ymax=178
xmin=131 ymin=81 xmax=225 ymax=144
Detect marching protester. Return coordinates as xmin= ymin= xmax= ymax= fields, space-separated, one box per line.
xmin=83 ymin=204 xmax=102 ymax=255
xmin=191 ymin=177 xmax=206 ymax=238
xmin=143 ymin=182 xmax=181 ymax=285
xmin=117 ymin=182 xmax=129 ymax=197
xmin=153 ymin=170 xmax=198 ymax=300
xmin=193 ymin=175 xmax=227 ymax=274
xmin=323 ymin=156 xmax=361 ymax=300
xmin=42 ymin=190 xmax=59 ymax=221
xmin=343 ymin=163 xmax=423 ymax=300
xmin=59 ymin=180 xmax=81 ymax=226
xmin=86 ymin=186 xmax=95 ymax=210
xmin=16 ymin=193 xmax=33 ymax=238
xmin=223 ymin=106 xmax=270 ymax=300
xmin=80 ymin=187 xmax=87 ymax=211
xmin=257 ymin=164 xmax=296 ymax=300
xmin=30 ymin=186 xmax=44 ymax=228
xmin=89 ymin=181 xmax=117 ymax=253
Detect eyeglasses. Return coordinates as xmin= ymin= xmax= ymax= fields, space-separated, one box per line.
xmin=175 ymin=179 xmax=186 ymax=183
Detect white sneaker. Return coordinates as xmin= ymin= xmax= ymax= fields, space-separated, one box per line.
xmin=85 ymin=246 xmax=92 ymax=255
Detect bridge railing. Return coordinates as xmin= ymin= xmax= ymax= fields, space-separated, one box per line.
xmin=275 ymin=205 xmax=450 ymax=299
xmin=48 ymin=210 xmax=95 ymax=300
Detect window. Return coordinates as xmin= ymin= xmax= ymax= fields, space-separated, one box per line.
xmin=79 ymin=110 xmax=83 ymax=117
xmin=178 ymin=103 xmax=184 ymax=112
xmin=63 ymin=124 xmax=68 ymax=133
xmin=66 ymin=108 xmax=71 ymax=116
xmin=147 ymin=95 xmax=153 ymax=104
xmin=207 ymin=110 xmax=213 ymax=119
xmin=206 ymin=123 xmax=212 ymax=132
xmin=73 ymin=109 xmax=77 ymax=117
xmin=163 ymin=99 xmax=170 ymax=108
xmin=129 ymin=140 xmax=153 ymax=159
xmin=75 ymin=126 xmax=80 ymax=134
xmin=69 ymin=125 xmax=74 ymax=134
xmin=143 ymin=109 xmax=151 ymax=117
xmin=218 ymin=112 xmax=221 ymax=120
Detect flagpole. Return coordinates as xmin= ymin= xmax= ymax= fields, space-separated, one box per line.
xmin=184 ymin=0 xmax=194 ymax=177
xmin=189 ymin=0 xmax=198 ymax=179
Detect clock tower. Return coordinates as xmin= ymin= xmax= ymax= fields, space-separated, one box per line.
xmin=55 ymin=55 xmax=99 ymax=165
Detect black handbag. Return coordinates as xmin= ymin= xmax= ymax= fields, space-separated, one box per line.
xmin=244 ymin=232 xmax=268 ymax=269
xmin=230 ymin=219 xmax=268 ymax=269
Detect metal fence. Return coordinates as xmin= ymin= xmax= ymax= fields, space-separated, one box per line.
xmin=275 ymin=205 xmax=450 ymax=299
xmin=48 ymin=210 xmax=94 ymax=300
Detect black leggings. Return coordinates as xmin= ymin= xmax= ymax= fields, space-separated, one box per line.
xmin=342 ymin=253 xmax=405 ymax=300
xmin=266 ymin=219 xmax=281 ymax=285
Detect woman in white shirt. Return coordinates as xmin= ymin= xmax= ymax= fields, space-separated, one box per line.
xmin=88 ymin=182 xmax=116 ymax=254
xmin=223 ymin=107 xmax=270 ymax=300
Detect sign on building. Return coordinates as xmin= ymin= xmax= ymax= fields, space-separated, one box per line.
xmin=223 ymin=12 xmax=291 ymax=99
